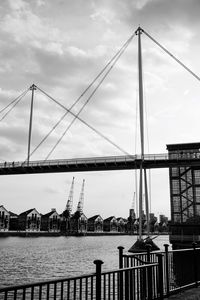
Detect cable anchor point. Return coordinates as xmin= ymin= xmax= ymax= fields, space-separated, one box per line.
xmin=30 ymin=84 xmax=37 ymax=91
xmin=135 ymin=26 xmax=144 ymax=35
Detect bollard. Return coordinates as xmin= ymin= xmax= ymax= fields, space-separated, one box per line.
xmin=164 ymin=244 xmax=170 ymax=297
xmin=94 ymin=260 xmax=104 ymax=300
xmin=192 ymin=242 xmax=198 ymax=287
xmin=156 ymin=253 xmax=164 ymax=300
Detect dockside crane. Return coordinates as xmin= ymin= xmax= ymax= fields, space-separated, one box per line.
xmin=77 ymin=179 xmax=85 ymax=213
xmin=65 ymin=177 xmax=75 ymax=214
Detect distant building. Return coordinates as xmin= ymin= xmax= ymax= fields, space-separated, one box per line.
xmin=9 ymin=211 xmax=18 ymax=231
xmin=41 ymin=209 xmax=61 ymax=232
xmin=134 ymin=219 xmax=139 ymax=233
xmin=117 ymin=217 xmax=127 ymax=232
xmin=60 ymin=209 xmax=71 ymax=234
xmin=154 ymin=221 xmax=159 ymax=233
xmin=127 ymin=209 xmax=136 ymax=234
xmin=167 ymin=143 xmax=200 ymax=223
xmin=149 ymin=213 xmax=157 ymax=233
xmin=159 ymin=214 xmax=168 ymax=224
xmin=87 ymin=215 xmax=103 ymax=232
xmin=18 ymin=208 xmax=41 ymax=231
xmin=166 ymin=142 xmax=200 ymax=246
xmin=103 ymin=216 xmax=118 ymax=232
xmin=0 ymin=205 xmax=10 ymax=231
xmin=70 ymin=211 xmax=87 ymax=235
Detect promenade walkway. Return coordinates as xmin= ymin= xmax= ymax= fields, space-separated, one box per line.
xmin=167 ymin=287 xmax=200 ymax=300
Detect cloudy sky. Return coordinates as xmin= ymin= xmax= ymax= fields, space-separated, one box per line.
xmin=0 ymin=0 xmax=200 ymax=219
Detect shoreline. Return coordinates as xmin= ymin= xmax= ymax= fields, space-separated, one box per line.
xmin=0 ymin=231 xmax=169 ymax=237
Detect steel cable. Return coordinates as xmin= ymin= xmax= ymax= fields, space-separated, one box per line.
xmin=27 ymin=32 xmax=136 ymax=160
xmin=37 ymin=86 xmax=131 ymax=157
xmin=143 ymin=29 xmax=200 ymax=82
xmin=45 ymin=36 xmax=134 ymax=160
xmin=0 ymin=88 xmax=30 ymax=122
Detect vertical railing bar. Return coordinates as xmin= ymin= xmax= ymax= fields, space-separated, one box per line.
xmin=104 ymin=274 xmax=106 ymax=300
xmin=108 ymin=273 xmax=111 ymax=300
xmin=39 ymin=285 xmax=42 ymax=300
xmin=137 ymin=268 xmax=139 ymax=300
xmin=119 ymin=267 xmax=123 ymax=299
xmin=144 ymin=267 xmax=147 ymax=300
xmin=157 ymin=253 xmax=164 ymax=300
xmin=4 ymin=290 xmax=8 ymax=300
xmin=152 ymin=264 xmax=156 ymax=298
xmin=117 ymin=272 xmax=119 ymax=300
xmin=46 ymin=284 xmax=49 ymax=300
xmin=125 ymin=270 xmax=129 ymax=300
xmin=85 ymin=277 xmax=88 ymax=300
xmin=73 ymin=279 xmax=76 ymax=300
xmin=79 ymin=278 xmax=82 ymax=300
xmin=129 ymin=267 xmax=133 ymax=300
xmin=54 ymin=282 xmax=57 ymax=300
xmin=31 ymin=286 xmax=34 ymax=300
xmin=22 ymin=288 xmax=26 ymax=300
xmin=91 ymin=276 xmax=94 ymax=300
xmin=67 ymin=280 xmax=70 ymax=299
xmin=60 ymin=282 xmax=63 ymax=300
xmin=14 ymin=289 xmax=17 ymax=300
xmin=113 ymin=272 xmax=115 ymax=300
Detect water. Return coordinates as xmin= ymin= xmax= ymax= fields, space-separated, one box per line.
xmin=0 ymin=235 xmax=170 ymax=288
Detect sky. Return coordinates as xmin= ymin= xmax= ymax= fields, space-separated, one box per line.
xmin=0 ymin=0 xmax=200 ymax=219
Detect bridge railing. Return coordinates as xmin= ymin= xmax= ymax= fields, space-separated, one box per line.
xmin=1 ymin=151 xmax=200 ymax=169
xmin=0 ymin=259 xmax=162 ymax=300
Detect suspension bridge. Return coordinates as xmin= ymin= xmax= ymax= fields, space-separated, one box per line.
xmin=1 ymin=26 xmax=200 ymax=177
xmin=1 ymin=153 xmax=200 ymax=175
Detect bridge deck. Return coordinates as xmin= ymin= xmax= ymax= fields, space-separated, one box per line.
xmin=1 ymin=153 xmax=200 ymax=175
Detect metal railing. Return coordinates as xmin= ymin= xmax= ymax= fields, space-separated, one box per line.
xmin=1 ymin=151 xmax=200 ymax=170
xmin=0 ymin=258 xmax=162 ymax=300
xmin=1 ymin=244 xmax=200 ymax=299
xmin=0 ymin=273 xmax=95 ymax=300
xmin=118 ymin=243 xmax=200 ymax=298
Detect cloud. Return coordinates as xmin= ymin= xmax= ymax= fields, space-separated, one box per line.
xmin=2 ymin=0 xmax=200 ymax=218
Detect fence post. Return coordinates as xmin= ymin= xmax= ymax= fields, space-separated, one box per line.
xmin=94 ymin=260 xmax=104 ymax=300
xmin=156 ymin=253 xmax=164 ymax=300
xmin=118 ymin=246 xmax=124 ymax=268
xmin=118 ymin=246 xmax=124 ymax=300
xmin=164 ymin=244 xmax=170 ymax=297
xmin=146 ymin=244 xmax=152 ymax=300
xmin=192 ymin=242 xmax=198 ymax=287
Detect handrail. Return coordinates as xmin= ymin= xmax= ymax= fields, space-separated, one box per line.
xmin=100 ymin=262 xmax=158 ymax=276
xmin=1 ymin=151 xmax=200 ymax=169
xmin=0 ymin=272 xmax=95 ymax=292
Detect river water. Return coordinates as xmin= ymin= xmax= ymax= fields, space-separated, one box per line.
xmin=0 ymin=235 xmax=170 ymax=288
